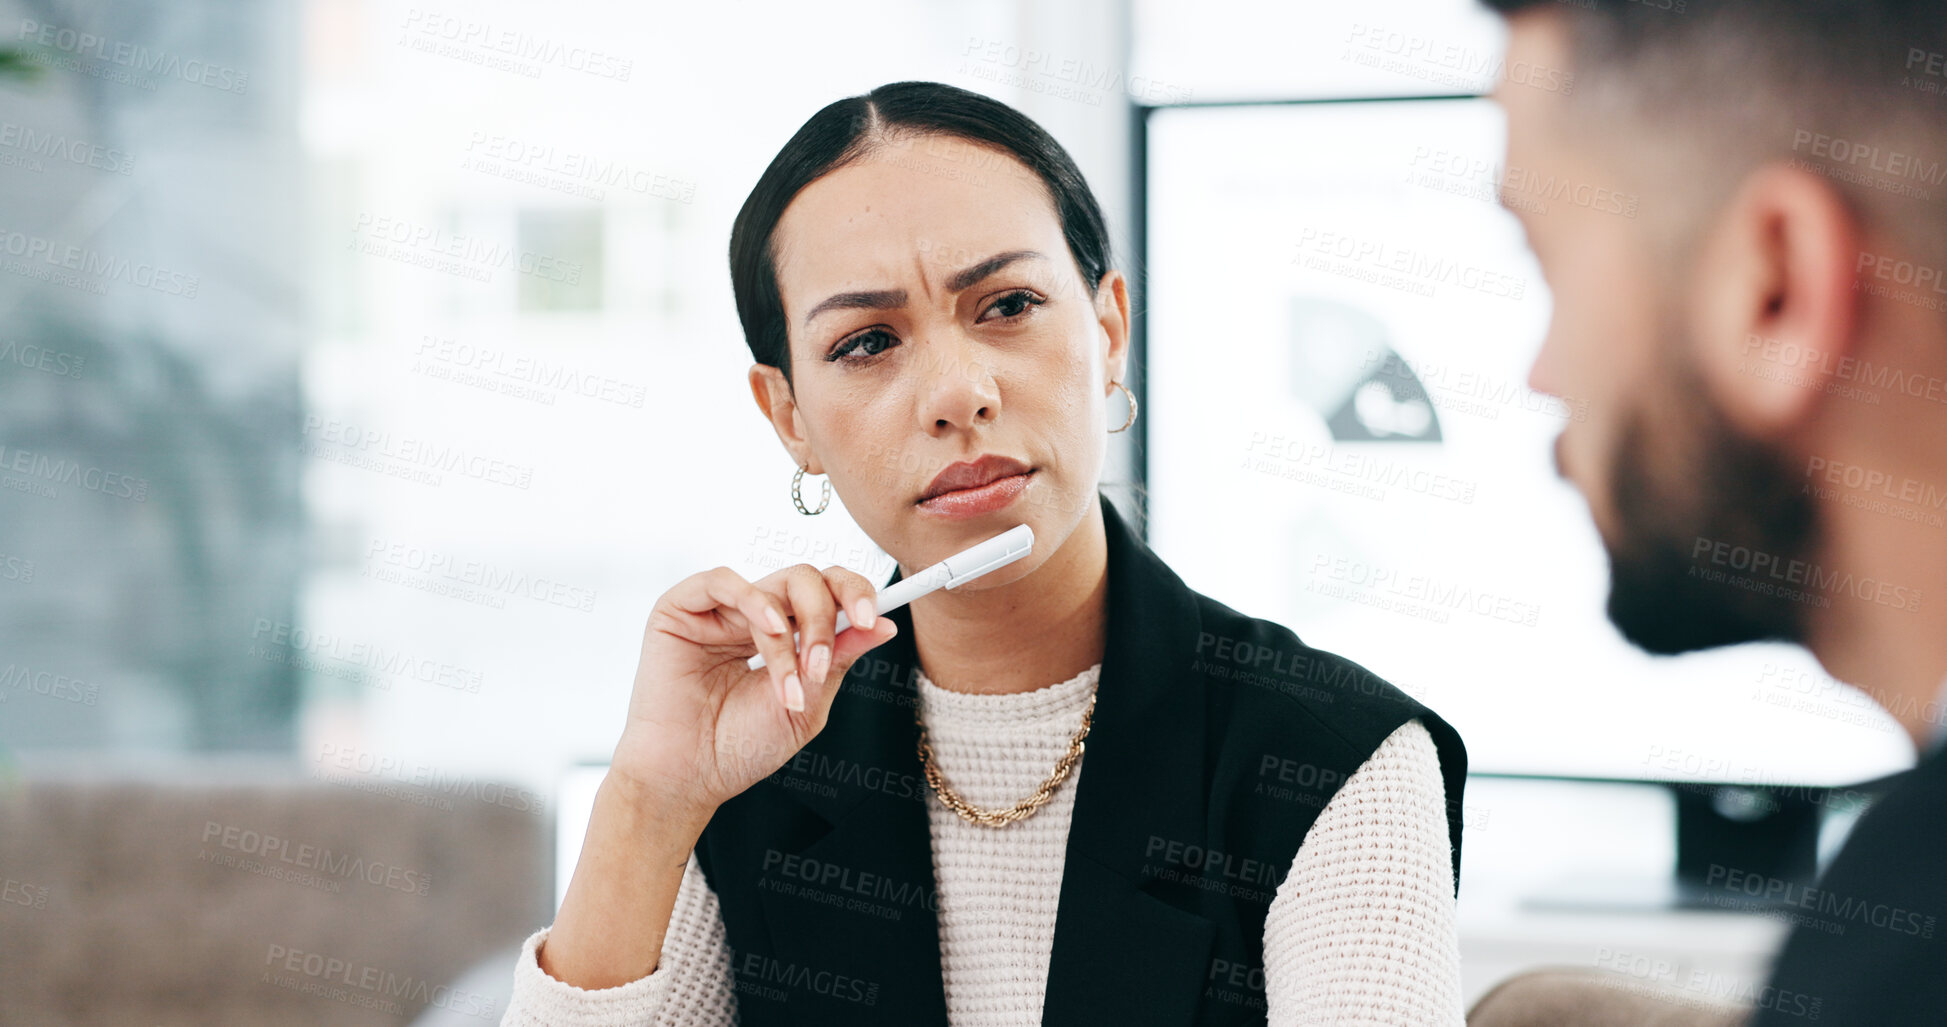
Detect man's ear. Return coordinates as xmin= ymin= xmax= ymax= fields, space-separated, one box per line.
xmin=748 ymin=363 xmax=820 ymax=474
xmin=1688 ymin=161 xmax=1861 ymax=438
xmin=1094 ymin=268 xmax=1132 ymax=389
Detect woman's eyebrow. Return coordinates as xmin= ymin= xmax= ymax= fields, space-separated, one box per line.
xmin=801 ymin=249 xmax=1049 ymax=327
xmin=804 ymin=288 xmax=906 ymax=327
xmin=944 ymin=249 xmax=1046 ymax=292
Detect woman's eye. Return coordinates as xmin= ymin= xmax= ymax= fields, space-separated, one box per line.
xmin=978 ymin=289 xmax=1044 ymax=323
xmin=828 ymin=328 xmax=899 ymax=363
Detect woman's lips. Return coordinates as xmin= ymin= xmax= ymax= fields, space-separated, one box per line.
xmin=916 ymin=470 xmax=1034 ymax=518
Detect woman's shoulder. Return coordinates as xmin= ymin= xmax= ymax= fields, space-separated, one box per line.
xmin=1186 ymin=588 xmax=1419 ymax=710
xmin=1182 ymin=588 xmax=1462 ymax=769
xmin=1176 ymin=587 xmax=1470 ymax=886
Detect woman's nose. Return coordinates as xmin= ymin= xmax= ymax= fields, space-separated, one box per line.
xmin=916 ymin=333 xmax=1001 ymax=432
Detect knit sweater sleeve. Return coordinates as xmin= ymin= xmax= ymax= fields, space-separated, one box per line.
xmin=1262 ymin=717 xmax=1463 ymax=1026
xmin=499 ymin=851 xmax=738 ymax=1027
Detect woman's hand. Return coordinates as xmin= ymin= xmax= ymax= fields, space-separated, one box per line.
xmin=607 ymin=562 xmax=900 ymax=823
xmin=540 ymin=562 xmax=893 ymax=991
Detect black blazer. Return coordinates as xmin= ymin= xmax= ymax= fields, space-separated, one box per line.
xmin=1750 ymin=738 xmax=1947 ymax=1025
xmin=693 ymin=491 xmax=1468 ymax=1024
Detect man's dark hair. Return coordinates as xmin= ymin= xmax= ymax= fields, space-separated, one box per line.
xmin=1480 ymin=0 xmax=1947 ymax=270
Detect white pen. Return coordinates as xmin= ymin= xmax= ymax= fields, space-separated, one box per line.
xmin=747 ymin=523 xmax=1036 ymax=671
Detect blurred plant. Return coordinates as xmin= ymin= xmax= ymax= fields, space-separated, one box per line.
xmin=0 ymin=307 xmax=305 ymax=750
xmin=0 ymin=47 xmax=42 ymax=82
xmin=0 ymin=1 xmax=302 ymax=751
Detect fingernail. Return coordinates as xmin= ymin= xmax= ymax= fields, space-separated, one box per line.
xmin=853 ymin=598 xmax=876 ymax=630
xmin=809 ymin=644 xmax=831 ymax=684
xmin=764 ymin=607 xmax=788 ymax=635
xmin=783 ymin=673 xmax=805 ymax=712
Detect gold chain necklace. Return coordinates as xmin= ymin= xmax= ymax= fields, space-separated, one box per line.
xmin=915 ymin=686 xmax=1099 ymax=828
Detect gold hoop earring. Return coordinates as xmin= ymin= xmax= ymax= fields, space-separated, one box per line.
xmin=1108 ymin=380 xmax=1139 ymax=434
xmin=792 ymin=464 xmax=831 ymax=516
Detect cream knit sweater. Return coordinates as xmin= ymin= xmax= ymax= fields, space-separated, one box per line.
xmin=502 ymin=663 xmax=1462 ymax=1026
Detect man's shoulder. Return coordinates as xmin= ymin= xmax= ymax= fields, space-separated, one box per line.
xmin=1825 ymin=747 xmax=1947 ymax=881
xmin=1754 ymin=755 xmax=1947 ymax=1023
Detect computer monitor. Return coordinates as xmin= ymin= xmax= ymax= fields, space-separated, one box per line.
xmin=1140 ymin=98 xmax=1911 ymax=789
xmin=1140 ymin=96 xmax=1920 ymax=906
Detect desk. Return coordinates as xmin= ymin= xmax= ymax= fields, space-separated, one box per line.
xmin=1460 ymin=881 xmax=1789 ymax=1010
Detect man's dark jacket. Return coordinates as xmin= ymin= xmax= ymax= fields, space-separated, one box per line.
xmin=1751 ymin=738 xmax=1947 ymax=1025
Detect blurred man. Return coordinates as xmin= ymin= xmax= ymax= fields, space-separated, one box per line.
xmin=1481 ymin=0 xmax=1947 ymax=1021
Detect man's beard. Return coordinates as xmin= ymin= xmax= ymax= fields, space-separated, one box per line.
xmin=1595 ymin=353 xmax=1820 ymax=655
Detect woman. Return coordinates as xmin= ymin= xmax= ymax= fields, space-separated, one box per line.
xmin=501 ymin=81 xmax=1468 ymax=1026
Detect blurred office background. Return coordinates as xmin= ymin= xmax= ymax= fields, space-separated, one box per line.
xmin=0 ymin=0 xmax=1912 ymax=1022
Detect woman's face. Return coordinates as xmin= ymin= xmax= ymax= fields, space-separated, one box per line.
xmin=751 ymin=131 xmax=1129 ymax=583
